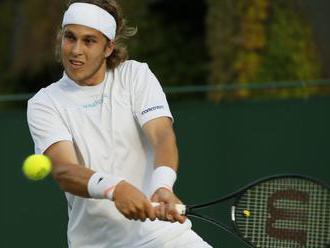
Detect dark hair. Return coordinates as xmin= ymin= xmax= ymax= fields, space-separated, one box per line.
xmin=56 ymin=0 xmax=137 ymax=69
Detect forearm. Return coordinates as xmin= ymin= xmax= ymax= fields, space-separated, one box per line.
xmin=143 ymin=118 xmax=181 ymax=196
xmin=149 ymin=130 xmax=180 ymax=195
xmin=153 ymin=133 xmax=179 ymax=171
xmin=52 ymin=163 xmax=94 ymax=198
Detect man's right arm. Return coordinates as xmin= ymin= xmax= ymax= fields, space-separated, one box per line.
xmin=45 ymin=140 xmax=93 ymax=197
xmin=45 ymin=140 xmax=156 ymax=221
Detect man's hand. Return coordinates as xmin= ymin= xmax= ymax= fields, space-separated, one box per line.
xmin=113 ymin=181 xmax=156 ymax=222
xmin=151 ymin=188 xmax=187 ymax=224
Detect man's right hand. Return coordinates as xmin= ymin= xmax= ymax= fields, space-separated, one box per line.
xmin=113 ymin=181 xmax=156 ymax=222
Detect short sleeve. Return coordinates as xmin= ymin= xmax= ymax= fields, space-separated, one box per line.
xmin=132 ymin=63 xmax=173 ymax=127
xmin=27 ymin=91 xmax=72 ymax=154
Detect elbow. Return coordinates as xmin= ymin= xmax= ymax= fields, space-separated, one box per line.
xmin=51 ymin=165 xmax=73 ymax=191
xmin=153 ymin=129 xmax=177 ymax=148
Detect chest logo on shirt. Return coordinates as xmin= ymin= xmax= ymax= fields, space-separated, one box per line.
xmin=141 ymin=105 xmax=164 ymax=115
xmin=82 ymin=95 xmax=110 ymax=109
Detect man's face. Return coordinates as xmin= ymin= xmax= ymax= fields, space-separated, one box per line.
xmin=61 ymin=24 xmax=113 ymax=86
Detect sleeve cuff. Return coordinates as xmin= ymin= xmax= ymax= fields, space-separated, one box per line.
xmin=36 ymin=136 xmax=73 ymax=154
xmin=138 ymin=111 xmax=173 ymax=127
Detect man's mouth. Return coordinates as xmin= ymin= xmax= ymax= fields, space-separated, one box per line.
xmin=69 ymin=59 xmax=85 ymax=69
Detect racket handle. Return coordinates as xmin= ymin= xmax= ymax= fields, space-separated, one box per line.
xmin=151 ymin=202 xmax=187 ymax=215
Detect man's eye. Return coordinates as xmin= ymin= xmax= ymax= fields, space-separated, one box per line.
xmin=85 ymin=39 xmax=96 ymax=44
xmin=64 ymin=34 xmax=75 ymax=41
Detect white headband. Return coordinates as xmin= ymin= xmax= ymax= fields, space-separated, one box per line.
xmin=62 ymin=3 xmax=117 ymax=40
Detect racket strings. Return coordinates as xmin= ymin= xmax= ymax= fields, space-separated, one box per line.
xmin=234 ymin=178 xmax=330 ymax=248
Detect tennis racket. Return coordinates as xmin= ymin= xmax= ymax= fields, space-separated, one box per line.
xmin=152 ymin=174 xmax=330 ymax=248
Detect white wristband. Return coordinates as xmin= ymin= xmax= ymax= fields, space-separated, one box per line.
xmin=87 ymin=172 xmax=124 ymax=201
xmin=149 ymin=166 xmax=177 ymax=196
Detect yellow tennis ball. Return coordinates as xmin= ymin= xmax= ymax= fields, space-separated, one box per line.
xmin=22 ymin=154 xmax=52 ymax=181
xmin=243 ymin=209 xmax=251 ymax=217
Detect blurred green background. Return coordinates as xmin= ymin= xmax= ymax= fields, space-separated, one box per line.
xmin=1 ymin=0 xmax=330 ymax=247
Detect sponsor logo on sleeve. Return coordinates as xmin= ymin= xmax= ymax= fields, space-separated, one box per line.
xmin=141 ymin=105 xmax=164 ymax=115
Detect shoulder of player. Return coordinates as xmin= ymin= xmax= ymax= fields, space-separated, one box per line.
xmin=28 ymin=79 xmax=63 ymax=106
xmin=116 ymin=59 xmax=151 ymax=77
xmin=115 ymin=60 xmax=157 ymax=93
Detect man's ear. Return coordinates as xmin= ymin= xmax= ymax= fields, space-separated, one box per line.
xmin=105 ymin=41 xmax=114 ymax=58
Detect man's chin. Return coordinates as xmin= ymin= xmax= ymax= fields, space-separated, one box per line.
xmin=65 ymin=69 xmax=86 ymax=83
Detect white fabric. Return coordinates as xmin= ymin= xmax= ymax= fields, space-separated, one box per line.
xmin=87 ymin=172 xmax=124 ymax=200
xmin=27 ymin=60 xmax=196 ymax=248
xmin=163 ymin=229 xmax=213 ymax=248
xmin=149 ymin=166 xmax=177 ymax=196
xmin=62 ymin=2 xmax=117 ymax=40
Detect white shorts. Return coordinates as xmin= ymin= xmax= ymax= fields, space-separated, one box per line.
xmin=163 ymin=229 xmax=213 ymax=248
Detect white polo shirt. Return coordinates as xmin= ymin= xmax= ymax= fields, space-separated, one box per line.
xmin=27 ymin=60 xmax=192 ymax=248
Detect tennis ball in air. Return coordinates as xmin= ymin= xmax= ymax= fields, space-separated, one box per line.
xmin=22 ymin=154 xmax=52 ymax=180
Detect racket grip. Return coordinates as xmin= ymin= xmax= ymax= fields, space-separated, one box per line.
xmin=151 ymin=202 xmax=187 ymax=215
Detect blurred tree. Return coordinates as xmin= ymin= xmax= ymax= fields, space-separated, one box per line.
xmin=258 ymin=1 xmax=321 ymax=80
xmin=206 ymin=0 xmax=322 ymax=101
xmin=0 ymin=0 xmax=207 ymax=94
xmin=123 ymin=0 xmax=208 ymax=87
xmin=0 ymin=0 xmax=324 ymax=100
xmin=0 ymin=0 xmax=65 ymax=93
xmin=14 ymin=0 xmax=65 ymax=91
xmin=234 ymin=0 xmax=269 ymax=98
xmin=206 ymin=0 xmax=239 ymax=101
xmin=11 ymin=0 xmax=62 ymax=72
xmin=0 ymin=1 xmax=16 ymax=93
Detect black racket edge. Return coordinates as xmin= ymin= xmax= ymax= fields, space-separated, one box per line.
xmin=187 ymin=212 xmax=255 ymax=248
xmin=185 ymin=173 xmax=330 ymax=213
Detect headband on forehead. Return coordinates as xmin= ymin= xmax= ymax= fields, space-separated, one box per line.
xmin=62 ymin=3 xmax=117 ymax=40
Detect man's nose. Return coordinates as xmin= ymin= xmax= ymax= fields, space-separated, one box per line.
xmin=72 ymin=41 xmax=83 ymax=56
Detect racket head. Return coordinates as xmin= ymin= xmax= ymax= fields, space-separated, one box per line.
xmin=232 ymin=174 xmax=330 ymax=248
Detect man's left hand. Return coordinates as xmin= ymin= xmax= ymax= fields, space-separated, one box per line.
xmin=150 ymin=188 xmax=187 ymax=224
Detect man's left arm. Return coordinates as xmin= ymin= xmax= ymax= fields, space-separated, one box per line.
xmin=143 ymin=117 xmax=186 ymax=224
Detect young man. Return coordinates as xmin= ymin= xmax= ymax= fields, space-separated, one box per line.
xmin=27 ymin=1 xmax=212 ymax=247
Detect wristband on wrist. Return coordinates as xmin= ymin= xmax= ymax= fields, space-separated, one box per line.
xmin=87 ymin=172 xmax=124 ymax=201
xmin=149 ymin=166 xmax=177 ymax=196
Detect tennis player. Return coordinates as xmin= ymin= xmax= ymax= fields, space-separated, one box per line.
xmin=27 ymin=0 xmax=212 ymax=247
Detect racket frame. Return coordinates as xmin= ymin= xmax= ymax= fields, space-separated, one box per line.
xmin=185 ymin=173 xmax=329 ymax=248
